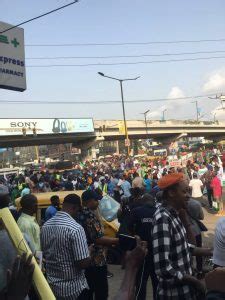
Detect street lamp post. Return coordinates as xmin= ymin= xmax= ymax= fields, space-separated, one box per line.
xmin=98 ymin=72 xmax=140 ymax=155
xmin=141 ymin=109 xmax=150 ymax=135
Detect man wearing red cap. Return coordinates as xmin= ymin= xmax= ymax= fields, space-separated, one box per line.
xmin=152 ymin=173 xmax=205 ymax=299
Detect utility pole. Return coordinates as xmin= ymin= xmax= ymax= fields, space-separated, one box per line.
xmin=98 ymin=72 xmax=140 ymax=156
xmin=208 ymin=94 xmax=225 ymax=110
xmin=192 ymin=100 xmax=200 ymax=122
xmin=141 ymin=109 xmax=150 ymax=135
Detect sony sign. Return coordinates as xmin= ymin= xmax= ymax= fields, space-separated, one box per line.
xmin=0 ymin=21 xmax=26 ymax=92
xmin=10 ymin=122 xmax=37 ymax=128
xmin=0 ymin=118 xmax=94 ymax=136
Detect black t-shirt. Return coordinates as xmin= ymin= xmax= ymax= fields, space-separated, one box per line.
xmin=127 ymin=203 xmax=156 ymax=248
xmin=64 ymin=181 xmax=74 ymax=191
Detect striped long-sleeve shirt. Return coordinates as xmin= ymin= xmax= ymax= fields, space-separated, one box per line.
xmin=41 ymin=211 xmax=89 ymax=300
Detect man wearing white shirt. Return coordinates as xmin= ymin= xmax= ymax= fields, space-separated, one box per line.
xmin=189 ymin=173 xmax=203 ymax=200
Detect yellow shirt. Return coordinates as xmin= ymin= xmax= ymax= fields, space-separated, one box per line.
xmin=17 ymin=213 xmax=41 ymax=251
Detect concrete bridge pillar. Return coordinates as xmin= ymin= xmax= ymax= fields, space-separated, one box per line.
xmin=75 ymin=136 xmax=104 ymax=160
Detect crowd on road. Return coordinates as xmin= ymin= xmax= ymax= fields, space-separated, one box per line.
xmin=1 ymin=148 xmax=225 ymax=299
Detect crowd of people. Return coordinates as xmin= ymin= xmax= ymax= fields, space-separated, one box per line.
xmin=1 ymin=149 xmax=225 ymax=299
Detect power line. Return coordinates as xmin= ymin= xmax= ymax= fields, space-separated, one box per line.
xmin=0 ymin=93 xmax=221 ymax=105
xmin=25 ymin=38 xmax=225 ymax=47
xmin=26 ymin=55 xmax=225 ymax=67
xmin=26 ymin=50 xmax=225 ymax=60
xmin=0 ymin=1 xmax=79 ymax=34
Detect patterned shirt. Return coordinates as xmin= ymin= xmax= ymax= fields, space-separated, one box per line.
xmin=17 ymin=213 xmax=41 ymax=251
xmin=41 ymin=211 xmax=89 ymax=300
xmin=152 ymin=205 xmax=194 ymax=300
xmin=76 ymin=207 xmax=106 ymax=267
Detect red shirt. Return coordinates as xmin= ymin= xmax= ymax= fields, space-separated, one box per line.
xmin=211 ymin=177 xmax=222 ymax=197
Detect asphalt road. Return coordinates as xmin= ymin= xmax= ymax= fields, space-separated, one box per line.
xmin=108 ymin=205 xmax=220 ymax=299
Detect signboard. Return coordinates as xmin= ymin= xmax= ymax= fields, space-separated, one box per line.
xmin=153 ymin=149 xmax=167 ymax=156
xmin=71 ymin=147 xmax=81 ymax=154
xmin=180 ymin=152 xmax=193 ymax=167
xmin=169 ymin=159 xmax=182 ymax=167
xmin=0 ymin=21 xmax=26 ymax=91
xmin=0 ymin=118 xmax=94 ymax=136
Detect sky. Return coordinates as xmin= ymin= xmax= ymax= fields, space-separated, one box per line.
xmin=1 ymin=0 xmax=225 ymax=121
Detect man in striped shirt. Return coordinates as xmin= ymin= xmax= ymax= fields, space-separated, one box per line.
xmin=41 ymin=194 xmax=91 ymax=300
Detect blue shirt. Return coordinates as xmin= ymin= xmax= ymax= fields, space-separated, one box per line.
xmin=45 ymin=205 xmax=58 ymax=222
xmin=144 ymin=178 xmax=152 ymax=192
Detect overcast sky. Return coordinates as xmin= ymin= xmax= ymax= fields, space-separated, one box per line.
xmin=1 ymin=0 xmax=225 ymax=121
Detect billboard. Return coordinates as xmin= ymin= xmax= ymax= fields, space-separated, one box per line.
xmin=0 ymin=21 xmax=26 ymax=91
xmin=0 ymin=118 xmax=94 ymax=136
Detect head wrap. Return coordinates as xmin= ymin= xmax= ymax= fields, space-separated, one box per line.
xmin=158 ymin=173 xmax=184 ymax=190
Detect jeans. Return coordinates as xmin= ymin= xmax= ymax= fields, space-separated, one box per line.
xmin=77 ymin=289 xmax=92 ymax=300
xmin=57 ymin=289 xmax=91 ymax=300
xmin=136 ymin=256 xmax=158 ymax=300
xmin=85 ymin=265 xmax=108 ymax=300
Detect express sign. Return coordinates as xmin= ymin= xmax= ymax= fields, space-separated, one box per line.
xmin=0 ymin=21 xmax=26 ymax=92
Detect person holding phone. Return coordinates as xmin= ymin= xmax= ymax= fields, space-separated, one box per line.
xmin=76 ymin=190 xmax=119 ymax=300
xmin=127 ymin=193 xmax=158 ymax=300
